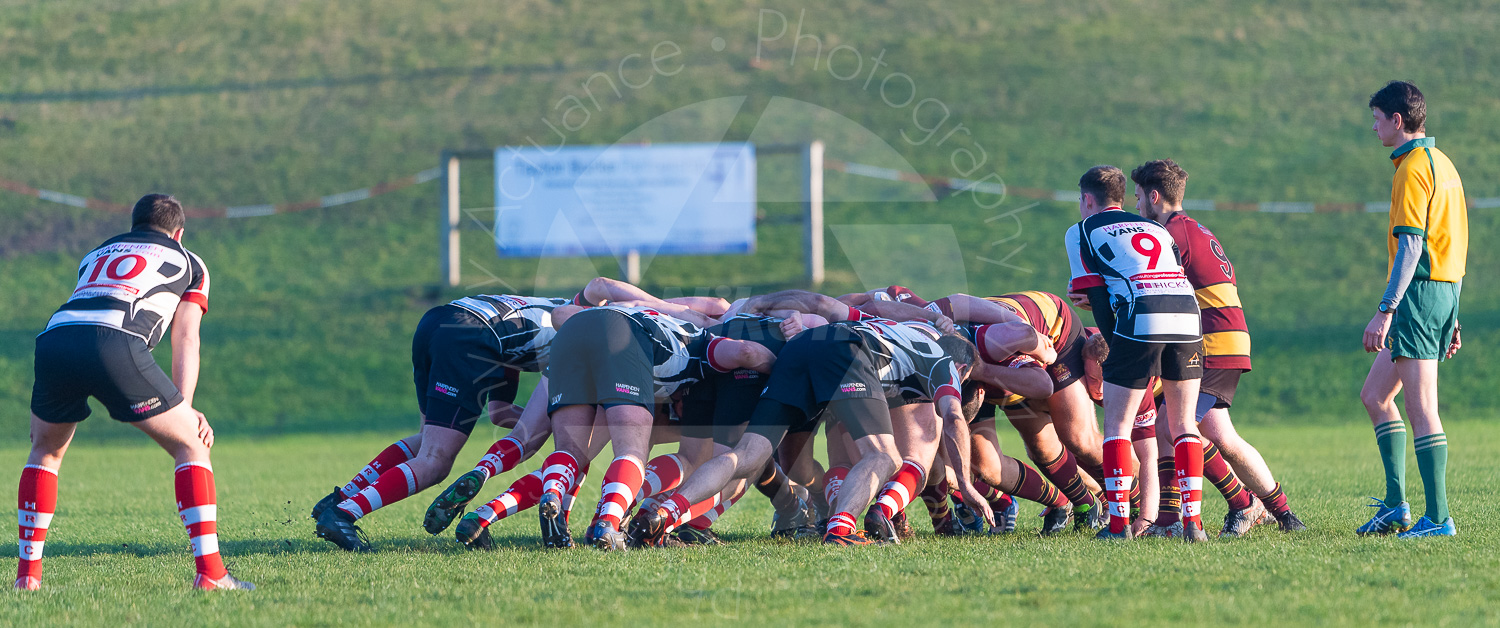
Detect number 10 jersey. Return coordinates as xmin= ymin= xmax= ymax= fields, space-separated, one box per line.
xmin=1065 ymin=209 xmax=1200 ymax=343
xmin=44 ymin=229 xmax=210 ymax=350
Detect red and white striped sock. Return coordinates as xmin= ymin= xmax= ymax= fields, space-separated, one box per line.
xmin=342 ymin=440 xmax=416 ymax=498
xmin=592 ymin=457 xmax=645 ymax=528
xmin=337 ymin=462 xmax=418 ymax=520
xmin=672 ymin=494 xmax=721 ymax=531
xmin=657 ymin=493 xmax=694 ymax=529
xmin=561 ymin=464 xmax=589 ymax=521
xmin=1103 ymin=437 xmax=1134 ymax=534
xmin=687 ymin=487 xmax=744 ymax=531
xmin=473 ymin=471 xmax=543 ymax=527
xmin=1174 ymin=435 xmax=1205 ymax=528
xmin=638 ymin=454 xmax=687 ymax=501
xmin=539 ymin=451 xmax=581 ymax=499
xmin=826 ymin=511 xmax=858 ymax=536
xmin=823 ymin=466 xmax=849 ymax=511
xmin=16 ymin=465 xmax=57 ymax=588
xmin=174 ymin=462 xmax=228 ymax=580
xmin=474 ymin=437 xmax=524 ymax=480
xmin=875 ymin=460 xmax=925 ymax=519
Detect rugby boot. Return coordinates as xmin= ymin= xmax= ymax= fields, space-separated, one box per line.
xmin=890 ymin=510 xmax=916 ymax=540
xmin=932 ymin=513 xmax=966 ymax=536
xmin=1095 ymin=526 xmax=1135 ymax=541
xmin=1183 ymin=519 xmax=1210 ymax=543
xmin=625 ymin=506 xmax=672 ymax=549
xmin=1141 ymin=521 xmax=1183 ymax=539
xmin=538 ymin=491 xmax=573 ymax=549
xmin=770 ymin=486 xmax=814 ymax=539
xmin=823 ymin=529 xmax=874 ymax=546
xmin=863 ymin=508 xmax=901 ymax=545
xmin=587 ymin=520 xmax=627 ymax=551
xmin=1357 ymin=498 xmax=1412 ymax=535
xmin=12 ymin=577 xmax=40 ymax=591
xmin=952 ymin=500 xmax=986 ymax=534
xmin=993 ymin=496 xmax=1019 ymax=534
xmin=1397 ymin=516 xmax=1457 ymax=538
xmin=675 ymin=526 xmax=724 ymax=546
xmin=310 ymin=487 xmax=344 ymax=520
xmin=1039 ymin=506 xmax=1073 ymax=536
xmin=424 ymin=469 xmax=487 ymax=535
xmin=1276 ymin=509 xmax=1308 ymax=532
xmin=315 ymin=507 xmax=373 ymax=552
xmin=1219 ymin=499 xmax=1268 ymax=539
xmin=193 ymin=572 xmax=256 ymax=591
xmin=454 ymin=512 xmax=493 ymax=549
xmin=1074 ymin=501 xmax=1107 ymax=532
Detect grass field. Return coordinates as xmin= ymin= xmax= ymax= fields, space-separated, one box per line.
xmin=1 ymin=422 xmax=1496 ymax=626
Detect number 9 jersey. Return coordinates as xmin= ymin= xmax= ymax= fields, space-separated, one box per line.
xmin=44 ymin=229 xmax=209 ymax=349
xmin=1064 ymin=209 xmax=1200 ymax=344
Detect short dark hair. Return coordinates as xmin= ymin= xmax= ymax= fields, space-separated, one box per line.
xmin=131 ymin=194 xmax=185 ymax=233
xmin=1079 ymin=165 xmax=1126 ymax=206
xmin=1130 ymin=159 xmax=1189 ymax=205
xmin=938 ymin=333 xmax=979 ymax=374
xmin=1083 ymin=329 xmax=1109 ymax=364
xmin=1369 ymin=81 xmax=1426 ymax=133
xmin=960 ymin=380 xmax=987 ymax=422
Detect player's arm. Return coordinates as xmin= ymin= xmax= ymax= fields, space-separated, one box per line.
xmin=609 ymin=299 xmax=718 ymax=328
xmin=778 ymin=312 xmax=831 ymax=338
xmin=708 ymin=337 xmax=777 ymax=374
xmin=1366 ymin=233 xmax=1421 ymax=352
xmin=934 ymin=294 xmax=1021 ymax=324
xmin=936 ymin=395 xmax=994 ymax=527
xmin=834 ymin=292 xmax=874 ymax=306
xmin=739 ymin=290 xmax=848 ymax=320
xmin=972 ymin=361 xmax=1053 ymax=400
xmin=978 ymin=321 xmax=1057 ymax=365
xmin=170 ymin=300 xmax=213 ymax=446
xmin=856 ymin=299 xmax=956 ymax=333
xmin=549 ymin=304 xmax=588 ymax=328
xmin=581 ymin=276 xmax=729 ymax=317
xmin=1082 ymin=286 xmax=1115 ymax=339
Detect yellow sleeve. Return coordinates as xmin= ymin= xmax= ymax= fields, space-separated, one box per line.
xmin=1391 ymin=158 xmax=1431 ymax=237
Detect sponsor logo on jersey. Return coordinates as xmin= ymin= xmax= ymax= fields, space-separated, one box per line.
xmin=1104 ymin=224 xmax=1147 ymax=237
xmin=839 ymin=382 xmax=868 ymax=393
xmin=614 ymin=383 xmax=641 ymax=396
xmin=434 ymin=382 xmax=460 ymax=397
xmin=130 ymin=397 xmax=162 ymax=414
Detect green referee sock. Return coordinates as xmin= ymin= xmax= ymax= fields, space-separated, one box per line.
xmin=1414 ymin=432 xmax=1450 ymax=523
xmin=1373 ymin=420 xmax=1407 ymax=508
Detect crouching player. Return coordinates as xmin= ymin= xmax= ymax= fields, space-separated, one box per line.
xmin=1066 ymin=165 xmax=1208 ymax=542
xmin=19 ymin=194 xmax=251 ymax=590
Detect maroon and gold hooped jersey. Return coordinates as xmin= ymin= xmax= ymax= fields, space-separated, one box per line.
xmin=1163 ymin=213 xmax=1251 ymax=371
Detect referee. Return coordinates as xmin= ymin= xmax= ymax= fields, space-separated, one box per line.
xmin=1358 ymin=81 xmax=1467 ymax=538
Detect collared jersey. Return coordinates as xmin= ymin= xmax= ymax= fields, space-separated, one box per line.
xmin=839 ymin=318 xmax=963 ymax=405
xmin=986 ymin=291 xmax=1075 ymax=348
xmin=45 ymin=229 xmax=210 ymax=350
xmin=1162 ymin=213 xmax=1251 ymax=371
xmin=1388 ymin=137 xmax=1467 ymax=283
xmin=448 ymin=294 xmax=571 ymax=372
xmin=1065 ymin=209 xmax=1201 ymax=343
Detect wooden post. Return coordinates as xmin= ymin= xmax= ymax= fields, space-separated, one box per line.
xmin=802 ymin=141 xmax=825 ymax=286
xmin=440 ymin=152 xmax=461 ymax=287
xmin=618 ymin=249 xmax=641 ymax=284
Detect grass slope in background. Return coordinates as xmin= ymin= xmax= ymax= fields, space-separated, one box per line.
xmin=1 ymin=1 xmax=1499 ymax=433
xmin=0 ymin=423 xmax=1496 ymax=626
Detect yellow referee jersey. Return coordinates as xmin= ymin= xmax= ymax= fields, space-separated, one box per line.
xmin=1388 ymin=137 xmax=1467 ymax=283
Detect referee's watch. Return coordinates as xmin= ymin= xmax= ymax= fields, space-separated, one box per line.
xmin=1378 ymin=302 xmax=1393 ymax=314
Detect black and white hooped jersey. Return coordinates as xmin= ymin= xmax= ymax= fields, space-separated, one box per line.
xmin=448 ymin=294 xmax=570 ymax=372
xmin=1065 ymin=209 xmax=1201 ymax=343
xmin=597 ymin=304 xmax=715 ymax=399
xmin=843 ymin=319 xmax=963 ymax=404
xmin=44 ymin=230 xmax=210 ymax=349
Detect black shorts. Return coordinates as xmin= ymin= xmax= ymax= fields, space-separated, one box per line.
xmin=1200 ymin=368 xmax=1243 ymax=408
xmin=1047 ymin=323 xmax=1087 ymax=390
xmin=545 ymin=308 xmax=655 ymax=414
xmin=412 ymin=305 xmax=521 ymax=436
xmin=680 ymin=367 xmax=765 ymax=447
xmin=758 ymin=325 xmax=885 ymax=415
xmin=31 ymin=325 xmax=184 ymax=423
xmin=745 ymin=396 xmax=890 ymax=449
xmin=1101 ymin=336 xmax=1203 ymax=389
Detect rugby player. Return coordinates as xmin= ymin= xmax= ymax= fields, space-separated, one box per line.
xmin=533 ymin=303 xmax=776 ymax=551
xmin=632 ymin=312 xmax=984 ymax=547
xmin=1359 ymin=81 xmax=1466 ymax=538
xmin=1129 ymin=159 xmax=1306 ymax=538
xmin=18 ymin=194 xmax=252 ymax=591
xmin=1065 ymin=165 xmax=1208 ymax=542
xmin=312 ymin=294 xmax=571 ymax=551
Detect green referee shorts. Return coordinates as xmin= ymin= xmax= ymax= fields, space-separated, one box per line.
xmin=1388 ymin=279 xmax=1461 ymax=362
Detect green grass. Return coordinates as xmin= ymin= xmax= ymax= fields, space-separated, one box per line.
xmin=1 ymin=422 xmax=1497 ymax=625
xmin=2 ymin=1 xmax=1500 ymax=432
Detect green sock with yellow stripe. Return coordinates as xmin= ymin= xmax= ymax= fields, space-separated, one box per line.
xmin=1414 ymin=432 xmax=1449 ymax=523
xmin=1373 ymin=420 xmax=1407 ymax=508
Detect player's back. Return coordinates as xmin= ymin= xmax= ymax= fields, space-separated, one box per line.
xmin=447 ymin=294 xmax=570 ymax=371
xmin=46 ymin=229 xmax=209 ymax=350
xmin=1065 ymin=209 xmax=1199 ymax=343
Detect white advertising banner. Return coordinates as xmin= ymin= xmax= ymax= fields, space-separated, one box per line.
xmin=494 ymin=143 xmax=756 ymax=257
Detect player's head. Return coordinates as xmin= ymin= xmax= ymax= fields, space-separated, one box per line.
xmin=938 ymin=333 xmax=980 ymax=380
xmin=1369 ymin=80 xmax=1425 ymax=147
xmin=959 ymin=380 xmax=987 ymax=422
xmin=1130 ymin=159 xmax=1188 ymax=222
xmin=1078 ymin=165 xmax=1126 ymax=218
xmin=131 ymin=194 xmax=186 ymax=239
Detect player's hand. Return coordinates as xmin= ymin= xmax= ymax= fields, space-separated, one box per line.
xmin=780 ymin=315 xmax=807 ymax=338
xmin=958 ymin=480 xmax=996 ymax=528
xmin=1068 ymin=291 xmax=1092 ymax=311
xmin=934 ymin=315 xmax=956 ymax=335
xmin=1027 ymin=333 xmax=1057 ymax=365
xmin=194 ymin=410 xmax=214 ymax=449
xmin=490 ymin=403 xmax=526 ymax=427
xmin=1363 ymin=312 xmax=1393 ymax=353
xmin=1445 ymin=325 xmax=1462 ymax=359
